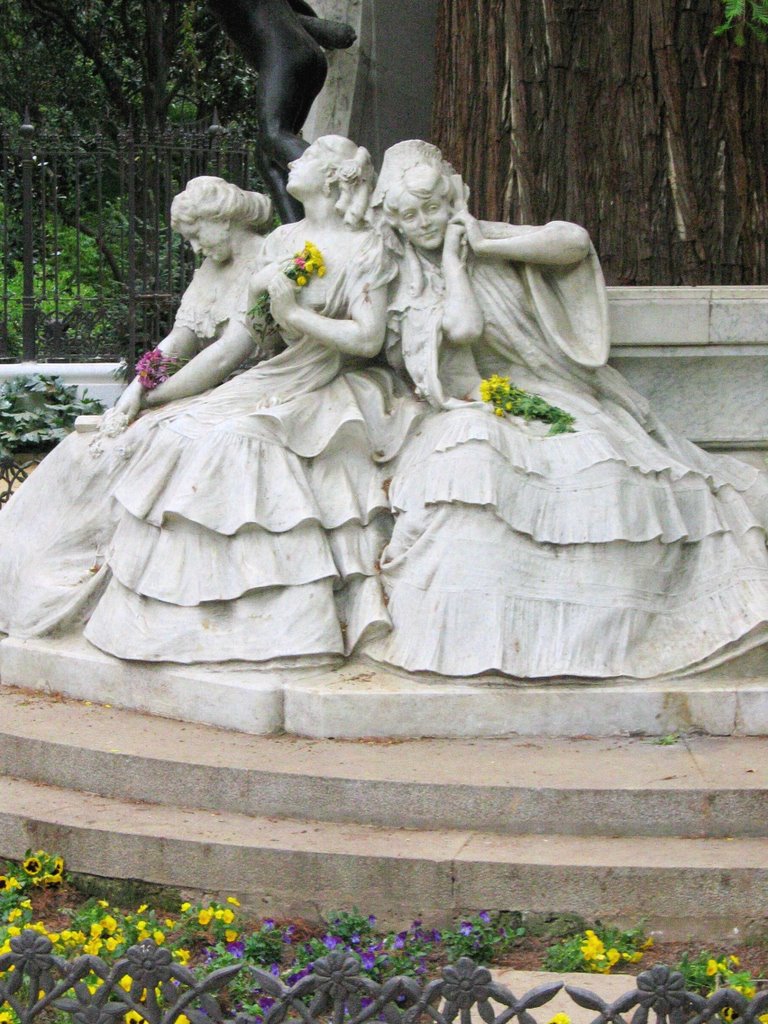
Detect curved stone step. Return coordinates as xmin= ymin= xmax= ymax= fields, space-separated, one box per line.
xmin=2 ymin=774 xmax=767 ymax=938
xmin=1 ymin=686 xmax=766 ymax=839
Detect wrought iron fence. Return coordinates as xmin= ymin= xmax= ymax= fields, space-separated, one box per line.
xmin=0 ymin=114 xmax=266 ymax=365
xmin=0 ymin=453 xmax=32 ymax=507
xmin=2 ymin=933 xmax=767 ymax=1024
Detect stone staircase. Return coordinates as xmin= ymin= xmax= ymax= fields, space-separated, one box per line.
xmin=1 ymin=684 xmax=766 ymax=939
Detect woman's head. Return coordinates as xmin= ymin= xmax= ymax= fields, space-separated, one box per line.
xmin=371 ymin=140 xmax=467 ymax=252
xmin=171 ymin=176 xmax=272 ymax=236
xmin=287 ymin=136 xmax=375 ymax=227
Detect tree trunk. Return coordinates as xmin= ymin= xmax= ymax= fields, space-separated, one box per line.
xmin=433 ymin=0 xmax=768 ymax=285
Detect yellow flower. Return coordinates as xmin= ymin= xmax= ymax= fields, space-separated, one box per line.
xmin=22 ymin=856 xmax=42 ymax=876
xmin=225 ymin=930 xmax=238 ymax=943
xmin=91 ymin=923 xmax=104 ymax=939
xmin=607 ymin=948 xmax=620 ymax=967
xmin=221 ymin=908 xmax=235 ymax=925
xmin=728 ymin=955 xmax=740 ymax=967
xmin=198 ymin=908 xmax=213 ymax=927
xmin=180 ymin=902 xmax=191 ymax=913
xmin=153 ymin=930 xmax=165 ymax=945
xmin=548 ymin=1016 xmax=571 ymax=1024
xmin=165 ymin=919 xmax=174 ymax=929
xmin=317 ymin=266 xmax=326 ymax=277
xmin=757 ymin=1014 xmax=768 ymax=1024
xmin=642 ymin=937 xmax=654 ymax=950
xmin=105 ymin=937 xmax=120 ymax=953
xmin=706 ymin=959 xmax=719 ymax=977
xmin=296 ymin=275 xmax=308 ymax=287
xmin=494 ymin=408 xmax=504 ymax=417
xmin=7 ymin=909 xmax=22 ymax=923
xmin=226 ymin=896 xmax=241 ymax=906
xmin=136 ymin=904 xmax=148 ymax=914
xmin=173 ymin=948 xmax=191 ymax=966
xmin=98 ymin=900 xmax=110 ymax=908
xmin=102 ymin=915 xmax=118 ymax=934
xmin=125 ymin=1012 xmax=145 ymax=1024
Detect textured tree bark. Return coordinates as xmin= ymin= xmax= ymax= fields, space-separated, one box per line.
xmin=433 ymin=0 xmax=768 ymax=284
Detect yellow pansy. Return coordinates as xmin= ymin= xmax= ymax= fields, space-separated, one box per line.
xmin=226 ymin=897 xmax=240 ymax=907
xmin=198 ymin=908 xmax=213 ymax=926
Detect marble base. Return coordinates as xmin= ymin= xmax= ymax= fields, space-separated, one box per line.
xmin=2 ymin=633 xmax=768 ymax=739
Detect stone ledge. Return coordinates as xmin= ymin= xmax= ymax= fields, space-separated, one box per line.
xmin=607 ymin=286 xmax=768 ymax=347
xmin=2 ymin=633 xmax=768 ymax=739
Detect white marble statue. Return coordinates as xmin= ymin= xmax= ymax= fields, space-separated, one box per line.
xmin=364 ymin=139 xmax=768 ymax=678
xmin=0 ymin=137 xmax=422 ymax=662
xmin=2 ymin=136 xmax=768 ymax=682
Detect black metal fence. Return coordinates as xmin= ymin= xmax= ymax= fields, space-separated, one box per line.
xmin=2 ymin=934 xmax=767 ymax=1024
xmin=0 ymin=115 xmax=266 ymax=365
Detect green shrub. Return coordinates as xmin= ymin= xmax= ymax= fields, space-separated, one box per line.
xmin=0 ymin=373 xmax=103 ymax=456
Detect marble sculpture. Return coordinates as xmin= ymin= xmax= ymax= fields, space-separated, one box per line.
xmin=1 ymin=137 xmax=767 ymax=680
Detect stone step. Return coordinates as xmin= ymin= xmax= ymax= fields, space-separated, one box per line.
xmin=3 ymin=634 xmax=768 ymax=739
xmin=1 ymin=686 xmax=766 ymax=839
xmin=3 ymin=773 xmax=767 ymax=938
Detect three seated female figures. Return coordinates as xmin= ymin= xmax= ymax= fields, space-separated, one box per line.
xmin=1 ymin=137 xmax=767 ymax=680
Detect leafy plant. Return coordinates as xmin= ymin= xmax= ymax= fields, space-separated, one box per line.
xmin=543 ymin=922 xmax=651 ymax=974
xmin=0 ymin=374 xmax=103 ymax=456
xmin=442 ymin=912 xmax=525 ymax=964
xmin=674 ymin=951 xmax=758 ymax=998
xmin=716 ymin=0 xmax=768 ymax=44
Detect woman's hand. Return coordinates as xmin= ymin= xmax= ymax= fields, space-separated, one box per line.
xmin=107 ymin=380 xmax=144 ymax=428
xmin=268 ymin=274 xmax=300 ymax=330
xmin=450 ymin=210 xmax=486 ymax=254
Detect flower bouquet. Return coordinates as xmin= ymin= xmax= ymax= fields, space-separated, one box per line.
xmin=480 ymin=374 xmax=575 ymax=435
xmin=250 ymin=241 xmax=326 ymax=330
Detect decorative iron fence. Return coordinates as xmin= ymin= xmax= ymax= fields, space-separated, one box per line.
xmin=0 ymin=115 xmax=266 ymax=365
xmin=1 ymin=933 xmax=767 ymax=1024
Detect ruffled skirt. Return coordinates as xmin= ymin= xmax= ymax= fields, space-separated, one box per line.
xmin=81 ymin=350 xmax=422 ymax=662
xmin=369 ymin=395 xmax=768 ymax=679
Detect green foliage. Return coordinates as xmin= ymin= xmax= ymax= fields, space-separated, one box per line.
xmin=0 ymin=0 xmax=260 ymax=136
xmin=480 ymin=374 xmax=576 ymax=435
xmin=674 ymin=951 xmax=758 ymax=1002
xmin=716 ymin=0 xmax=768 ymax=44
xmin=0 ymin=373 xmax=103 ymax=455
xmin=543 ymin=923 xmax=650 ymax=974
xmin=442 ymin=912 xmax=525 ymax=964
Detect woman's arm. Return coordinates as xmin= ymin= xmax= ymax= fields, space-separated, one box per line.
xmin=142 ymin=320 xmax=257 ymax=407
xmin=453 ymin=211 xmax=591 ymax=266
xmin=110 ymin=325 xmax=198 ymax=422
xmin=441 ymin=222 xmax=484 ymax=345
xmin=267 ymin=274 xmax=387 ymax=358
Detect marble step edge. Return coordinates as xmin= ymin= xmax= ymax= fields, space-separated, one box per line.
xmin=3 ymin=635 xmax=768 ymax=740
xmin=1 ymin=686 xmax=766 ymax=838
xmin=3 ymin=775 xmax=767 ymax=937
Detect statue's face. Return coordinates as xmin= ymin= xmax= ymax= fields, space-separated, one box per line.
xmin=185 ymin=218 xmax=232 ymax=263
xmin=286 ymin=146 xmax=328 ymax=200
xmin=391 ymin=170 xmax=452 ymax=251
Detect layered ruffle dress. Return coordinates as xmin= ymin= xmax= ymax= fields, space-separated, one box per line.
xmin=0 ymin=227 xmax=422 ymax=664
xmin=82 ymin=227 xmax=422 ymax=662
xmin=0 ymin=235 xmax=266 ymax=639
xmin=369 ymin=225 xmax=768 ymax=679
